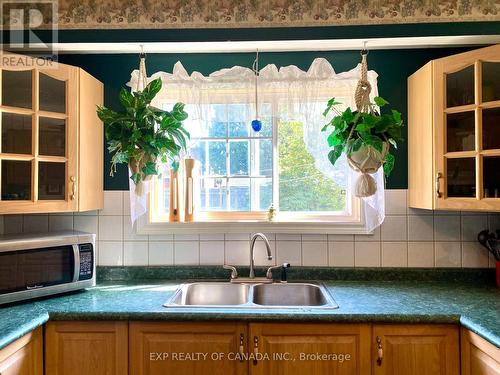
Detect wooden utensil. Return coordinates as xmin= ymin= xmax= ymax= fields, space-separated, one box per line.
xmin=184 ymin=158 xmax=197 ymax=222
xmin=169 ymin=168 xmax=180 ymax=222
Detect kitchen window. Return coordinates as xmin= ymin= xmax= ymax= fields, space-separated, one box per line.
xmin=133 ymin=58 xmax=382 ymax=234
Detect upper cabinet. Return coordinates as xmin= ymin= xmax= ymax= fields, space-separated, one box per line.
xmin=0 ymin=55 xmax=103 ymax=214
xmin=409 ymin=44 xmax=500 ymax=211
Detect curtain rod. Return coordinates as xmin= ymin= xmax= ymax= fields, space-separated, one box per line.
xmin=6 ymin=35 xmax=500 ymax=54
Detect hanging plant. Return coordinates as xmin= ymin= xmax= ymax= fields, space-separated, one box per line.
xmin=96 ymin=78 xmax=189 ymax=187
xmin=321 ymin=96 xmax=403 ymax=177
xmin=321 ymin=50 xmax=404 ymax=198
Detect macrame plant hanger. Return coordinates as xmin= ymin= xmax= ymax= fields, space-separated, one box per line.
xmin=136 ymin=46 xmax=148 ymax=92
xmin=346 ymin=44 xmax=388 ymax=197
xmin=251 ymin=49 xmax=262 ymax=132
xmin=130 ymin=46 xmax=150 ymax=197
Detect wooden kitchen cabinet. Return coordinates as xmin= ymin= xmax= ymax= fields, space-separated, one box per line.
xmin=129 ymin=322 xmax=248 ymax=375
xmin=248 ymin=323 xmax=371 ymax=375
xmin=0 ymin=54 xmax=103 ymax=214
xmin=372 ymin=324 xmax=460 ymax=375
xmin=0 ymin=327 xmax=42 ymax=375
xmin=461 ymin=328 xmax=500 ymax=375
xmin=45 ymin=321 xmax=128 ymax=375
xmin=408 ymin=44 xmax=500 ymax=211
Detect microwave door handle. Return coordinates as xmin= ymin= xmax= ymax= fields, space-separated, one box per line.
xmin=73 ymin=244 xmax=80 ymax=282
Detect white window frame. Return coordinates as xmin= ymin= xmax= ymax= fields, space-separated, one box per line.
xmin=136 ymin=94 xmax=374 ymax=235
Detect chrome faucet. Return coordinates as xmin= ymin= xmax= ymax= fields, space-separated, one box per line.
xmin=249 ymin=233 xmax=272 ymax=278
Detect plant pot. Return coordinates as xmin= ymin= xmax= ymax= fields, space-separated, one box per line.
xmin=347 ymin=142 xmax=389 ymax=197
xmin=128 ymin=151 xmax=156 ymax=196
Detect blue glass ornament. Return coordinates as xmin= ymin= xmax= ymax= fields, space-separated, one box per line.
xmin=251 ymin=119 xmax=262 ymax=132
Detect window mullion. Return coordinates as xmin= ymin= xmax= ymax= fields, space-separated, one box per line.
xmin=225 ymin=104 xmax=230 ymax=211
xmin=272 ymin=99 xmax=279 ymax=211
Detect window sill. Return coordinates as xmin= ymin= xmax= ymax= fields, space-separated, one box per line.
xmin=136 ymin=212 xmax=373 ymax=235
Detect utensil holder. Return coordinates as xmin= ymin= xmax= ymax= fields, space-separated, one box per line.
xmin=497 ymin=261 xmax=500 ymax=289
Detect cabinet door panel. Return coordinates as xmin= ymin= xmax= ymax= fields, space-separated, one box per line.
xmin=1 ymin=70 xmax=32 ymax=109
xmin=249 ymin=323 xmax=371 ymax=375
xmin=461 ymin=328 xmax=500 ymax=375
xmin=0 ymin=327 xmax=42 ymax=375
xmin=130 ymin=322 xmax=247 ymax=375
xmin=373 ymin=324 xmax=459 ymax=375
xmin=45 ymin=321 xmax=128 ymax=375
xmin=433 ymin=44 xmax=500 ymax=211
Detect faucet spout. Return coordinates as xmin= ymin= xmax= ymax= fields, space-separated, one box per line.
xmin=249 ymin=233 xmax=272 ymax=278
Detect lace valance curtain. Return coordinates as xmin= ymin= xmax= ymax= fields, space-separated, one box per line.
xmin=128 ymin=58 xmax=384 ymax=230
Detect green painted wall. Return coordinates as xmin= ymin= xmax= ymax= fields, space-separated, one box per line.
xmin=54 ymin=22 xmax=498 ymax=191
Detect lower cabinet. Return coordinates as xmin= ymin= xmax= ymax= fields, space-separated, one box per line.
xmin=45 ymin=321 xmax=128 ymax=375
xmin=372 ymin=324 xmax=460 ymax=375
xmin=45 ymin=321 xmax=500 ymax=375
xmin=248 ymin=323 xmax=371 ymax=375
xmin=461 ymin=327 xmax=500 ymax=375
xmin=129 ymin=322 xmax=248 ymax=375
xmin=0 ymin=327 xmax=42 ymax=375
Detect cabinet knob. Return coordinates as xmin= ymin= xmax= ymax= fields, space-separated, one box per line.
xmin=435 ymin=172 xmax=443 ymax=198
xmin=376 ymin=336 xmax=383 ymax=366
xmin=70 ymin=176 xmax=77 ymax=200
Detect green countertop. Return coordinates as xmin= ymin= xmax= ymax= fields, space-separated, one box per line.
xmin=1 ymin=278 xmax=499 ymax=351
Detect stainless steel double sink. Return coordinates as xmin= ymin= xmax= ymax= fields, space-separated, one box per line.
xmin=164 ymin=282 xmax=338 ymax=309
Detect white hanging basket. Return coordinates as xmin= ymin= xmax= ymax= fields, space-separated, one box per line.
xmin=347 ymin=142 xmax=388 ymax=198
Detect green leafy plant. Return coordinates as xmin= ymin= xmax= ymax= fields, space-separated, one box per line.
xmin=321 ymin=97 xmax=403 ymax=176
xmin=96 ymin=78 xmax=189 ymax=185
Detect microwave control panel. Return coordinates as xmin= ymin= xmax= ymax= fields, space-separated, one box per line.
xmin=78 ymin=243 xmax=94 ymax=280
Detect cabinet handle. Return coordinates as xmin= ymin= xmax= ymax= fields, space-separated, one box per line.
xmin=435 ymin=172 xmax=443 ymax=198
xmin=70 ymin=176 xmax=77 ymax=200
xmin=376 ymin=336 xmax=383 ymax=366
xmin=253 ymin=336 xmax=259 ymax=365
xmin=239 ymin=333 xmax=244 ymax=362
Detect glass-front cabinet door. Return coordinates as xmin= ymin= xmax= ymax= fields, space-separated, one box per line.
xmin=0 ymin=64 xmax=77 ymax=212
xmin=434 ymin=45 xmax=500 ymax=210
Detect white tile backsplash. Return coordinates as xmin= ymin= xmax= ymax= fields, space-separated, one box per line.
xmin=123 ymin=215 xmax=148 ymax=241
xmin=225 ymin=241 xmax=249 ymax=266
xmin=435 ymin=242 xmax=462 ymax=267
xmin=381 ymin=242 xmax=408 ymax=267
xmin=123 ymin=241 xmax=148 ymax=266
xmin=408 ymin=242 xmax=435 ymax=268
xmin=302 ymin=241 xmax=328 ymax=266
xmin=98 ymin=215 xmax=123 ymax=241
xmin=74 ymin=215 xmax=98 ymax=234
xmin=385 ymin=189 xmax=407 ymax=215
xmin=148 ymin=242 xmax=174 ymax=266
xmin=100 ymin=191 xmax=123 ymax=216
xmin=461 ymin=215 xmax=488 ymax=242
xmin=174 ymin=241 xmax=199 ymax=265
xmin=408 ymin=242 xmax=435 ymax=267
xmin=462 ymin=242 xmax=489 ymax=268
xmin=408 ymin=214 xmax=434 ymax=241
xmin=381 ymin=216 xmax=407 ymax=241
xmin=434 ymin=215 xmax=461 ymax=241
xmin=329 ymin=242 xmax=355 ymax=267
xmin=23 ymin=215 xmax=48 ymax=233
xmin=4 ymin=189 xmax=496 ymax=268
xmin=4 ymin=215 xmax=23 ymax=234
xmin=276 ymin=241 xmax=302 ymax=266
xmin=99 ymin=241 xmax=123 ymax=266
xmin=49 ymin=215 xmax=74 ymax=232
xmin=200 ymin=241 xmax=225 ymax=265
xmin=354 ymin=226 xmax=381 ymax=242
xmin=354 ymin=242 xmax=381 ymax=267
